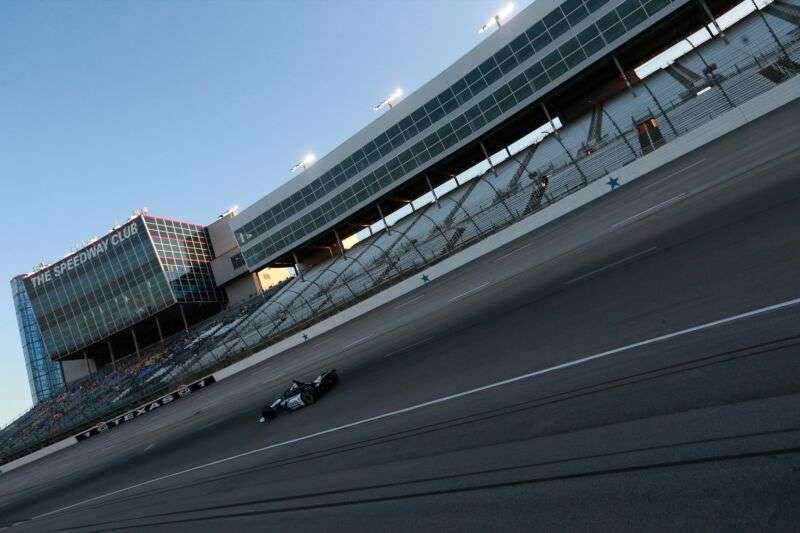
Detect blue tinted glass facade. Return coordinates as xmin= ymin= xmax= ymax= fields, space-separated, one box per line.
xmin=11 ymin=276 xmax=64 ymax=404
xmin=21 ymin=215 xmax=223 ymax=362
xmin=143 ymin=216 xmax=222 ymax=304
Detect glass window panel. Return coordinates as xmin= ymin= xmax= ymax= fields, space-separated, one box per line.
xmin=597 ymin=11 xmax=620 ymax=31
xmin=583 ymin=35 xmax=604 ymax=56
xmin=499 ymin=56 xmax=518 ymax=75
xmin=542 ymin=50 xmax=562 ymax=70
xmin=509 ymin=34 xmax=529 ymax=52
xmin=566 ymin=4 xmax=589 ymax=25
xmin=602 ymin=21 xmax=626 ymax=42
xmin=548 ymin=18 xmax=570 ymax=39
xmin=547 ymin=61 xmax=568 ymax=80
xmin=483 ymin=67 xmax=502 ymax=85
xmin=585 ymin=0 xmax=610 ymax=12
xmin=479 ymin=56 xmax=498 ymax=75
xmin=515 ymin=42 xmax=534 ymax=63
xmin=623 ymin=7 xmax=647 ymax=29
xmin=577 ymin=25 xmax=600 ymax=45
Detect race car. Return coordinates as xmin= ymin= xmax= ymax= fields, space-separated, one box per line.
xmin=259 ymin=369 xmax=338 ymax=423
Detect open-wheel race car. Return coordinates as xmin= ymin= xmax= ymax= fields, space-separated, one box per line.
xmin=259 ymin=369 xmax=338 ymax=423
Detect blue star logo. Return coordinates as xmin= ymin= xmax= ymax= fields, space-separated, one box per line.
xmin=607 ymin=177 xmax=620 ymax=190
xmin=421 ymin=274 xmax=430 ymax=283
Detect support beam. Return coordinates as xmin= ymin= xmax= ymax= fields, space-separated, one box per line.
xmin=424 ymin=174 xmax=440 ymax=208
xmin=333 ymin=229 xmax=346 ymax=259
xmin=178 ymin=303 xmax=189 ymax=332
xmin=132 ymin=328 xmax=141 ymax=359
xmin=685 ymin=38 xmax=736 ymax=109
xmin=616 ymin=54 xmax=679 ymax=137
xmin=155 ymin=316 xmax=164 ymax=347
xmin=750 ymin=0 xmax=789 ymax=58
xmin=107 ymin=341 xmax=116 ymax=370
xmin=597 ymin=103 xmax=638 ymax=158
xmin=540 ymin=102 xmax=587 ymax=184
xmin=377 ymin=204 xmax=391 ymax=235
xmin=479 ymin=140 xmax=500 ymax=180
xmin=697 ymin=0 xmax=728 ymax=42
xmin=292 ymin=251 xmax=305 ymax=282
xmin=83 ymin=351 xmax=92 ymax=376
xmin=612 ymin=55 xmax=637 ymax=96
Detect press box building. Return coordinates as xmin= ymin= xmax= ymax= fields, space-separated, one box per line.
xmin=11 ymin=212 xmax=280 ymax=403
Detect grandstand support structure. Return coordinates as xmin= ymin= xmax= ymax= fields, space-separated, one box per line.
xmin=282 ymin=288 xmax=320 ymax=317
xmin=540 ymin=103 xmax=589 ymax=185
xmin=691 ymin=36 xmax=738 ymax=107
xmin=424 ymin=174 xmax=441 ymax=209
xmin=441 ymin=196 xmax=483 ymax=236
xmin=479 ymin=141 xmax=519 ymax=217
xmin=386 ymin=223 xmax=428 ymax=264
xmin=376 ymin=204 xmax=392 ymax=236
xmin=754 ymin=0 xmax=791 ymax=57
xmin=319 ymin=266 xmax=359 ymax=300
xmin=600 ymin=102 xmax=640 ymax=157
xmin=699 ymin=0 xmax=729 ymax=41
xmin=292 ymin=250 xmax=305 ymax=282
xmin=416 ymin=211 xmax=453 ymax=252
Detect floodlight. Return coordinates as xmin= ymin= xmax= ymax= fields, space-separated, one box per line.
xmin=290 ymin=153 xmax=316 ymax=173
xmin=374 ymin=88 xmax=404 ymax=111
xmin=479 ymin=2 xmax=514 ymax=33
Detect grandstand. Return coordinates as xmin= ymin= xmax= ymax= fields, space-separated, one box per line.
xmin=3 ymin=2 xmax=800 ymax=467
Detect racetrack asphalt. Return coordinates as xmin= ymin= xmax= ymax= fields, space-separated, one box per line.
xmin=1 ymin=98 xmax=800 ymax=531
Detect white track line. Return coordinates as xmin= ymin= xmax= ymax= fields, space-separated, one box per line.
xmin=612 ymin=193 xmax=688 ymax=229
xmin=494 ymin=240 xmax=537 ymax=262
xmin=641 ymin=159 xmax=706 ymax=190
xmin=394 ymin=294 xmax=426 ymax=309
xmin=448 ymin=281 xmax=491 ymax=302
xmin=564 ymin=247 xmax=657 ymax=285
xmin=383 ymin=336 xmax=436 ymax=359
xmin=32 ymin=295 xmax=800 ymax=521
xmin=342 ymin=335 xmax=373 ymax=350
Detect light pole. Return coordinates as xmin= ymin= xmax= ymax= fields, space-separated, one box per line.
xmin=290 ymin=153 xmax=316 ymax=173
xmin=374 ymin=88 xmax=404 ymax=111
xmin=478 ymin=2 xmax=514 ymax=34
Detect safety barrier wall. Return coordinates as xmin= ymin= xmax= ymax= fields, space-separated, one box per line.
xmin=0 ymin=436 xmax=77 ymax=474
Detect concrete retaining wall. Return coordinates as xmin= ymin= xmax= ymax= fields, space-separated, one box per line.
xmin=0 ymin=436 xmax=77 ymax=474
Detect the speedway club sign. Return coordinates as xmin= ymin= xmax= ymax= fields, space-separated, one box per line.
xmin=75 ymin=376 xmax=216 ymax=441
xmin=28 ymin=220 xmax=141 ymax=288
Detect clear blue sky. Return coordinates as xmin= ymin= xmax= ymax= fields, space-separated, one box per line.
xmin=0 ymin=0 xmax=534 ymax=425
